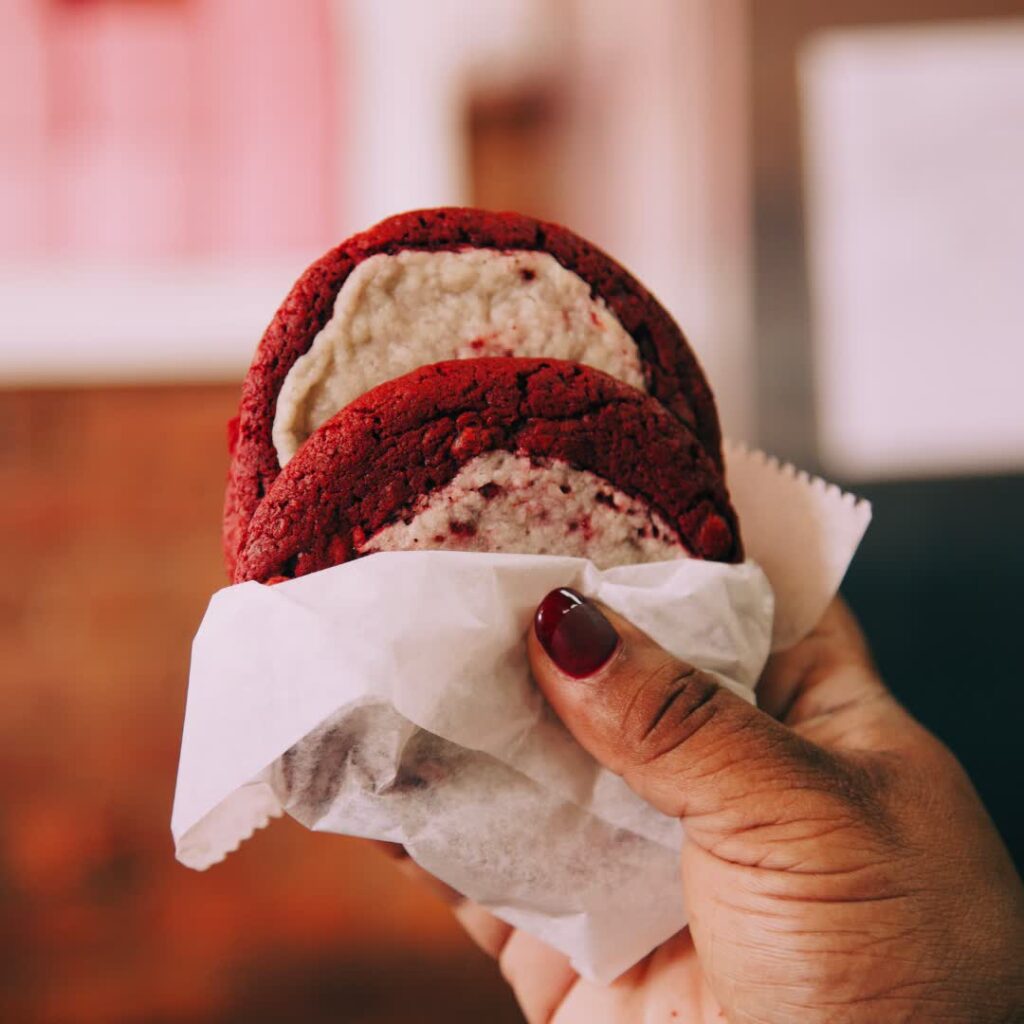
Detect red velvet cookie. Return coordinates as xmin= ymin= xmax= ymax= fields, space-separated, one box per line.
xmin=224 ymin=208 xmax=723 ymax=574
xmin=234 ymin=359 xmax=741 ymax=584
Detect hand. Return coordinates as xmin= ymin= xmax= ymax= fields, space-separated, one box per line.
xmin=386 ymin=594 xmax=1024 ymax=1023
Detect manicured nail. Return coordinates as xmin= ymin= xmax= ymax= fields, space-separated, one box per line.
xmin=534 ymin=588 xmax=620 ymax=678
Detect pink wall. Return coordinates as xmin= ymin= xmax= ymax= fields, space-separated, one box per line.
xmin=0 ymin=0 xmax=339 ymax=261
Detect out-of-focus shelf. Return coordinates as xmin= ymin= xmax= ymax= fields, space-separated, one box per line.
xmin=0 ymin=257 xmax=313 ymax=385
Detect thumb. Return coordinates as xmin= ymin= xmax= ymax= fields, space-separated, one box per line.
xmin=530 ymin=588 xmax=870 ymax=857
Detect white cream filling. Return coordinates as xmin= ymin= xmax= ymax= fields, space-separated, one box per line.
xmin=272 ymin=249 xmax=645 ymax=465
xmin=362 ymin=452 xmax=686 ymax=569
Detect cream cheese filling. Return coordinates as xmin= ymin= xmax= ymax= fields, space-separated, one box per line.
xmin=362 ymin=452 xmax=686 ymax=569
xmin=272 ymin=249 xmax=645 ymax=465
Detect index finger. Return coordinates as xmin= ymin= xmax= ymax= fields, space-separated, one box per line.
xmin=756 ymin=598 xmax=882 ymax=724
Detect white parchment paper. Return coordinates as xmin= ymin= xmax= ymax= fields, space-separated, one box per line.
xmin=172 ymin=443 xmax=871 ymax=982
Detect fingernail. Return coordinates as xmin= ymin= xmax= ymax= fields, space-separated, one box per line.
xmin=534 ymin=588 xmax=620 ymax=678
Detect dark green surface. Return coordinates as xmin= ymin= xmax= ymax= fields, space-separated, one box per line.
xmin=840 ymin=474 xmax=1024 ymax=869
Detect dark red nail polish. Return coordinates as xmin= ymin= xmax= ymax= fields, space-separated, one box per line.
xmin=534 ymin=588 xmax=620 ymax=678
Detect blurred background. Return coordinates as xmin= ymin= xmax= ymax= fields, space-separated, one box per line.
xmin=2 ymin=1 xmax=1022 ymax=1021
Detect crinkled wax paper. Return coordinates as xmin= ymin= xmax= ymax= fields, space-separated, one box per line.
xmin=172 ymin=444 xmax=871 ymax=981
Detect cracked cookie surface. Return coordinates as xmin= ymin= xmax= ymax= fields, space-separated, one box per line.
xmin=234 ymin=358 xmax=741 ymax=583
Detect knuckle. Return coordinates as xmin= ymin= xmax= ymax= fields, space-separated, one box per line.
xmin=497 ymin=933 xmax=522 ymax=987
xmin=847 ymin=751 xmax=920 ymax=841
xmin=806 ymin=749 xmax=903 ymax=850
xmin=620 ymin=657 xmax=725 ymax=765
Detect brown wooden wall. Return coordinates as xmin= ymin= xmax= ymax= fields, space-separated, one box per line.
xmin=0 ymin=385 xmax=520 ymax=1024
